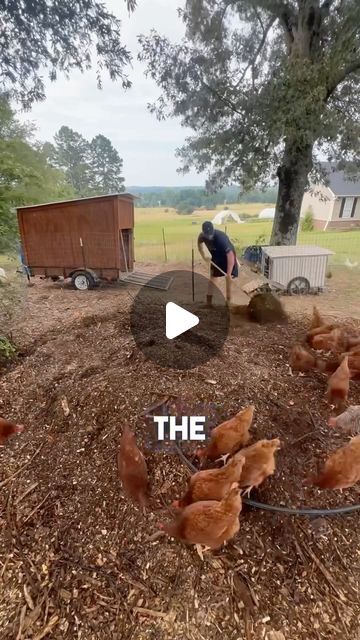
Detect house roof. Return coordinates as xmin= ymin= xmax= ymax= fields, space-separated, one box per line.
xmin=321 ymin=163 xmax=360 ymax=197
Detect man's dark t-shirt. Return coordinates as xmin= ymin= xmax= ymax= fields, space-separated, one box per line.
xmin=198 ymin=229 xmax=238 ymax=278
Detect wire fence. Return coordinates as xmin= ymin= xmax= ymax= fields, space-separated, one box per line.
xmin=135 ymin=220 xmax=360 ymax=268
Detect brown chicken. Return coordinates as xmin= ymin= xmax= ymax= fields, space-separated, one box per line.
xmin=306 ymin=323 xmax=335 ymax=348
xmin=310 ymin=306 xmax=325 ymax=329
xmin=345 ymin=354 xmax=360 ymax=380
xmin=304 ymin=436 xmax=360 ymax=490
xmin=315 ymin=356 xmax=341 ymax=374
xmin=347 ymin=336 xmax=360 ymax=350
xmin=326 ymin=355 xmax=350 ymax=409
xmin=312 ymin=330 xmax=360 ymax=354
xmin=160 ymin=484 xmax=242 ymax=549
xmin=289 ymin=345 xmax=339 ymax=374
xmin=238 ymin=439 xmax=281 ymax=495
xmin=329 ymin=406 xmax=360 ymax=434
xmin=117 ymin=425 xmax=149 ymax=508
xmin=339 ymin=351 xmax=360 ymax=378
xmin=174 ymin=452 xmax=245 ymax=508
xmin=311 ymin=328 xmax=347 ymax=353
xmin=349 ymin=345 xmax=360 ymax=355
xmin=0 ymin=417 xmax=24 ymax=445
xmin=329 ymin=328 xmax=348 ymax=352
xmin=311 ymin=333 xmax=330 ymax=351
xmin=196 ymin=405 xmax=255 ymax=462
xmin=290 ymin=345 xmax=316 ymax=372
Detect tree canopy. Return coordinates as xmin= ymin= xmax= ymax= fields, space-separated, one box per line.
xmin=52 ymin=127 xmax=93 ymax=197
xmin=90 ymin=134 xmax=125 ymax=194
xmin=0 ymin=98 xmax=74 ymax=252
xmin=50 ymin=127 xmax=126 ymax=197
xmin=0 ymin=0 xmax=137 ymax=108
xmin=140 ymin=0 xmax=360 ymax=244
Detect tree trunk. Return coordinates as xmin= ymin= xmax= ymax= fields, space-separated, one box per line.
xmin=270 ymin=140 xmax=313 ymax=245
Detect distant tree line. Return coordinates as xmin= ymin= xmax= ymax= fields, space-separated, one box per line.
xmin=132 ymin=186 xmax=277 ymax=210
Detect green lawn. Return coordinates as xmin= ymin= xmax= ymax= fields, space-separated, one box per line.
xmin=134 ymin=207 xmax=360 ymax=265
xmin=2 ymin=206 xmax=360 ymax=271
xmin=134 ymin=205 xmax=273 ymax=262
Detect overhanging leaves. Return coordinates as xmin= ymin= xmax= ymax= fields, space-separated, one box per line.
xmin=139 ymin=0 xmax=360 ymax=191
xmin=0 ymin=0 xmax=137 ymax=108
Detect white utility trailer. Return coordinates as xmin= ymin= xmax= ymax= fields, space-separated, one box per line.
xmin=260 ymin=245 xmax=334 ymax=295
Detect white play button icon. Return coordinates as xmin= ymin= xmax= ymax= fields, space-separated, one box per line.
xmin=130 ymin=270 xmax=230 ymax=369
xmin=166 ymin=302 xmax=199 ymax=340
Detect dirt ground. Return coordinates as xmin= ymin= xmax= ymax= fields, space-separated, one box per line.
xmin=1 ymin=263 xmax=360 ymax=640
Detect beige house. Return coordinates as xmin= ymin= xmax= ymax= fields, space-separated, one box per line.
xmin=301 ymin=164 xmax=360 ymax=230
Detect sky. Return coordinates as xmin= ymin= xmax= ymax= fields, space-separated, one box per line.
xmin=19 ymin=0 xmax=206 ymax=187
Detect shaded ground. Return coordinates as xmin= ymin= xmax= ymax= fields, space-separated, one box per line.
xmin=1 ymin=265 xmax=360 ymax=640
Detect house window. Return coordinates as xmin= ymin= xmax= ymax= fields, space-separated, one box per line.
xmin=340 ymin=197 xmax=357 ymax=219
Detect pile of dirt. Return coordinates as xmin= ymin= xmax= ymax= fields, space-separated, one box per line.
xmin=1 ymin=282 xmax=360 ymax=640
xmin=247 ymin=292 xmax=288 ymax=324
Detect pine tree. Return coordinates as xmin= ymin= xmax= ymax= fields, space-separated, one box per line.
xmin=89 ymin=135 xmax=125 ymax=194
xmin=53 ymin=126 xmax=92 ymax=196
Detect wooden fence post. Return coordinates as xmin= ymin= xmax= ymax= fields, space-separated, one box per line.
xmin=191 ymin=244 xmax=195 ymax=302
xmin=162 ymin=228 xmax=168 ymax=263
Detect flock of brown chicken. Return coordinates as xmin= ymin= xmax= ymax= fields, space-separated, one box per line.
xmin=116 ymin=306 xmax=360 ymax=552
xmin=2 ymin=305 xmax=360 ymax=554
xmin=291 ymin=306 xmax=360 ymax=491
xmin=118 ymin=408 xmax=281 ymax=551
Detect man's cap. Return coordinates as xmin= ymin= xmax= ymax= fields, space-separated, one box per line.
xmin=202 ymin=221 xmax=214 ymax=238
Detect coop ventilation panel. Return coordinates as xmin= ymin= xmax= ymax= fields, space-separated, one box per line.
xmin=120 ymin=271 xmax=173 ymax=290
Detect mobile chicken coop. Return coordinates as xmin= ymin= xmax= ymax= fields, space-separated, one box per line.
xmin=17 ymin=193 xmax=136 ymax=290
xmin=260 ymin=245 xmax=334 ymax=295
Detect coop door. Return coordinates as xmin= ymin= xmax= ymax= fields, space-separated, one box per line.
xmin=120 ymin=229 xmax=132 ymax=271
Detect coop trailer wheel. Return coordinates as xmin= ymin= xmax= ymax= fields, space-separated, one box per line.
xmin=287 ymin=277 xmax=310 ymax=295
xmin=72 ymin=271 xmax=95 ymax=291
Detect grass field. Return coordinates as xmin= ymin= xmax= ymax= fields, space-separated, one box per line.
xmin=1 ymin=204 xmax=360 ymax=271
xmin=134 ymin=206 xmax=360 ymax=265
xmin=135 ymin=204 xmax=273 ymax=262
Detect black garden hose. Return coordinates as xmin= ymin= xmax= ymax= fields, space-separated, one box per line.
xmin=174 ymin=444 xmax=360 ymax=517
xmin=241 ymin=497 xmax=360 ymax=516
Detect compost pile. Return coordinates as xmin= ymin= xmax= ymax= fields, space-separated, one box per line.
xmin=1 ymin=281 xmax=360 ymax=640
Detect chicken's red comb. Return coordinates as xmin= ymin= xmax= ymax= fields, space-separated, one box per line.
xmin=328 ymin=417 xmax=337 ymax=428
xmin=157 ymin=522 xmax=165 ymax=531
